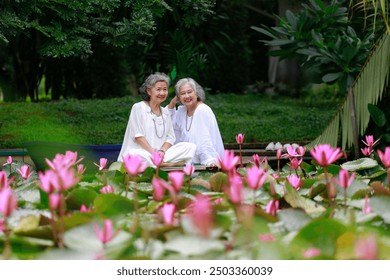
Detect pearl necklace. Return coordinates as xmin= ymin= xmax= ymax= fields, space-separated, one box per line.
xmin=186 ymin=114 xmax=193 ymax=131
xmin=148 ymin=102 xmax=165 ymax=138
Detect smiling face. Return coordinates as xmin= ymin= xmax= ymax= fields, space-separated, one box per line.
xmin=147 ymin=81 xmax=168 ymax=104
xmin=178 ymin=83 xmax=198 ymax=108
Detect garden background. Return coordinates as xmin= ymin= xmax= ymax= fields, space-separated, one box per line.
xmin=1 ymin=0 xmax=390 ymax=261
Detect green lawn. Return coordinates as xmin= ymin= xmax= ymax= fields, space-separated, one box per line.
xmin=0 ymin=94 xmax=339 ymax=148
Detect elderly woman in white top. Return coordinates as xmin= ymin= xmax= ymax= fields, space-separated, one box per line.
xmin=168 ymin=78 xmax=224 ymax=167
xmin=117 ymin=72 xmax=196 ymax=166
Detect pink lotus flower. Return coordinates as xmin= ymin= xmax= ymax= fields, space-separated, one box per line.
xmin=297 ymin=146 xmax=306 ymax=156
xmin=289 ymin=157 xmax=302 ymax=170
xmin=235 ymin=133 xmax=245 ymax=145
xmin=80 ymin=204 xmax=91 ymax=212
xmin=16 ymin=165 xmax=32 ymax=180
xmin=100 ymin=185 xmax=115 ymax=194
xmin=258 ymin=233 xmax=277 ymax=243
xmin=0 ymin=187 xmax=17 ymax=217
xmin=187 ymin=194 xmax=213 ymax=237
xmin=77 ymin=164 xmax=87 ymax=175
xmin=361 ymin=147 xmax=373 ymax=157
xmin=151 ymin=150 xmax=164 ymax=167
xmin=250 ymin=154 xmax=259 ymax=167
xmin=38 ymin=170 xmax=59 ymax=193
xmin=362 ymin=135 xmax=380 ymax=148
xmin=152 ymin=176 xmax=168 ymax=201
xmin=287 ymin=174 xmax=304 ymax=190
xmin=218 ymin=150 xmax=239 ymax=173
xmin=246 ymin=165 xmax=267 ymax=190
xmin=168 ymin=171 xmax=184 ymax=192
xmin=55 ymin=167 xmax=80 ymax=191
xmin=49 ymin=193 xmax=61 ymax=210
xmin=266 ymin=199 xmax=279 ymax=216
xmin=94 ymin=158 xmax=108 ymax=171
xmin=7 ymin=156 xmax=12 ymax=165
xmin=46 ymin=151 xmax=83 ymax=171
xmin=362 ymin=194 xmax=372 ymax=214
xmin=161 ymin=203 xmax=176 ymax=226
xmin=227 ymin=172 xmax=243 ymax=204
xmin=276 ymin=149 xmax=283 ymax=160
xmin=354 ymin=235 xmax=377 ymax=260
xmin=183 ymin=163 xmax=195 ymax=177
xmin=93 ymin=219 xmax=114 ymax=245
xmin=302 ymin=247 xmax=321 ymax=258
xmin=286 ymin=146 xmax=299 ymax=157
xmin=333 ymin=169 xmax=355 ymax=189
xmin=0 ymin=171 xmax=15 ymax=190
xmin=122 ymin=154 xmax=146 ymax=176
xmin=310 ymin=144 xmax=343 ymax=167
xmin=377 ymin=147 xmax=390 ymax=168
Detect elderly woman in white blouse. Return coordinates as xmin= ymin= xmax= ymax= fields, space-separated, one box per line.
xmin=167 ymin=78 xmax=224 ymax=167
xmin=117 ymin=73 xmax=196 ymax=166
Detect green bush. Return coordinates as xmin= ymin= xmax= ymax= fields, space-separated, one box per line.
xmin=0 ymin=94 xmax=338 ymax=148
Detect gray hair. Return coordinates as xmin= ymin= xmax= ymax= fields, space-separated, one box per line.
xmin=139 ymin=72 xmax=170 ymax=101
xmin=174 ymin=78 xmax=206 ymax=101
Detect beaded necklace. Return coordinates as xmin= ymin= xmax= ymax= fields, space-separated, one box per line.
xmin=148 ymin=101 xmax=165 ymax=138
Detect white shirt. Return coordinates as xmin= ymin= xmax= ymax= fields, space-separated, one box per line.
xmin=118 ymin=101 xmax=175 ymax=161
xmin=169 ymin=103 xmax=224 ymax=165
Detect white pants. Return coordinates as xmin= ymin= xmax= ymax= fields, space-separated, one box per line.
xmin=119 ymin=142 xmax=196 ymax=167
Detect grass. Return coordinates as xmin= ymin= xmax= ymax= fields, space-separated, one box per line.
xmin=0 ymin=93 xmax=340 ymax=148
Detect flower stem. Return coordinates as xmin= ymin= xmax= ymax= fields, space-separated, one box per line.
xmin=2 ymin=219 xmax=11 ymax=260
xmin=239 ymin=144 xmax=243 ymax=167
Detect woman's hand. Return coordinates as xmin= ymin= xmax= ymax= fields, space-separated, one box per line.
xmin=168 ymin=96 xmax=179 ymax=109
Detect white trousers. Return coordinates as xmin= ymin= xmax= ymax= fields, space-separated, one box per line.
xmin=119 ymin=142 xmax=196 ymax=167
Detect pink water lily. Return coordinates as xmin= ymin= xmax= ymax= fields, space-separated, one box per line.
xmin=0 ymin=171 xmax=15 ymax=190
xmin=183 ymin=163 xmax=195 ymax=177
xmin=80 ymin=204 xmax=91 ymax=212
xmin=49 ymin=193 xmax=61 ymax=210
xmin=218 ymin=150 xmax=239 ymax=173
xmin=235 ymin=133 xmax=244 ymax=145
xmin=302 ymin=248 xmax=321 ymax=258
xmin=168 ymin=171 xmax=184 ymax=192
xmin=377 ymin=147 xmax=390 ymax=168
xmin=361 ymin=147 xmax=372 ymax=157
xmin=333 ymin=169 xmax=355 ymax=189
xmin=354 ymin=235 xmax=377 ymax=260
xmin=287 ymin=174 xmax=304 ymax=190
xmin=289 ymin=157 xmax=302 ymax=170
xmin=94 ymin=158 xmax=108 ymax=171
xmin=227 ymin=172 xmax=243 ymax=204
xmin=77 ymin=164 xmax=87 ymax=175
xmin=16 ymin=165 xmax=32 ymax=180
xmin=93 ymin=219 xmax=114 ymax=245
xmin=246 ymin=165 xmax=267 ymax=190
xmin=7 ymin=156 xmax=12 ymax=165
xmin=0 ymin=187 xmax=17 ymax=217
xmin=45 ymin=151 xmax=83 ymax=171
xmin=161 ymin=203 xmax=176 ymax=226
xmin=266 ymin=199 xmax=279 ymax=216
xmin=152 ymin=176 xmax=168 ymax=201
xmin=123 ymin=154 xmax=145 ymax=176
xmin=363 ymin=194 xmax=372 ymax=214
xmin=100 ymin=185 xmax=115 ymax=194
xmin=310 ymin=144 xmax=343 ymax=167
xmin=151 ymin=150 xmax=164 ymax=167
xmin=187 ymin=194 xmax=213 ymax=237
xmin=258 ymin=233 xmax=277 ymax=243
xmin=361 ymin=135 xmax=380 ymax=148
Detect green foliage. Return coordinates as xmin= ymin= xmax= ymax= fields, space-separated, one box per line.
xmin=367 ymin=102 xmax=390 ymax=149
xmin=252 ymin=0 xmax=377 ymax=95
xmin=0 ymin=94 xmax=338 ymax=148
xmin=2 ymin=150 xmax=390 ymax=260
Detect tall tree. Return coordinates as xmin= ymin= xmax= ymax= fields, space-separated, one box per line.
xmin=0 ymin=0 xmax=215 ymax=101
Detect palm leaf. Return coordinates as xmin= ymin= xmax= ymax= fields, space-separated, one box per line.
xmin=307 ymin=31 xmax=390 ymax=150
